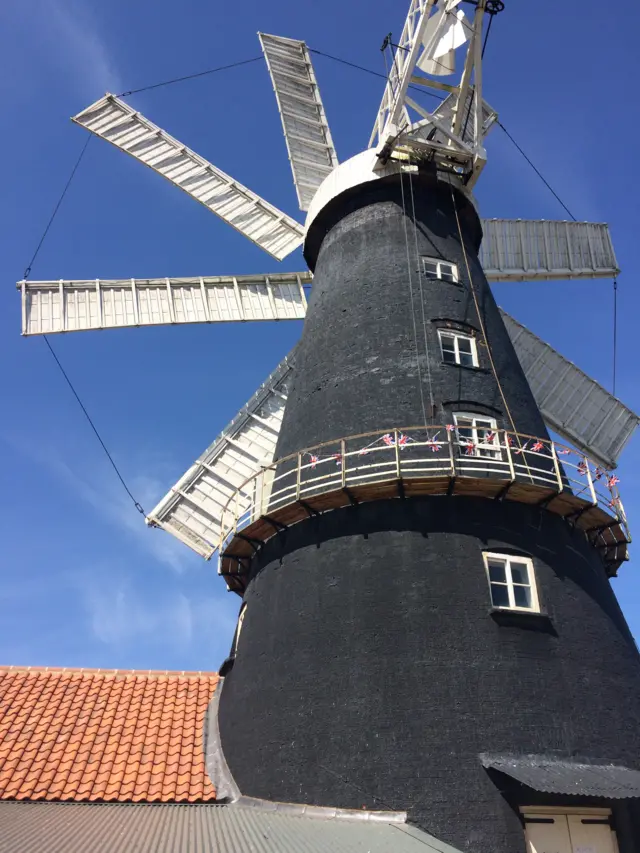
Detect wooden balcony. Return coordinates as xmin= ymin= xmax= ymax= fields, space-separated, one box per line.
xmin=217 ymin=427 xmax=629 ymax=594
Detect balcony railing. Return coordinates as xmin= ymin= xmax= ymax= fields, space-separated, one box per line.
xmin=218 ymin=426 xmax=629 ymax=590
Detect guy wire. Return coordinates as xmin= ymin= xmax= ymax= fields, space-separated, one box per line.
xmin=408 ymin=168 xmax=435 ymax=415
xmin=400 ymin=169 xmax=429 ymax=430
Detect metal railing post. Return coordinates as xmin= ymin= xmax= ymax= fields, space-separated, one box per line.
xmin=341 ymin=439 xmax=346 ymax=488
xmin=505 ymin=430 xmax=515 ymax=481
xmin=394 ymin=429 xmax=401 ymax=479
xmin=551 ymin=442 xmax=563 ymax=492
xmin=296 ymin=453 xmax=302 ymax=501
xmin=447 ymin=427 xmax=456 ymax=476
xmin=584 ymin=456 xmax=597 ymax=505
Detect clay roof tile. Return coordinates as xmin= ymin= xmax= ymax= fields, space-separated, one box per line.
xmin=0 ymin=668 xmax=218 ymax=803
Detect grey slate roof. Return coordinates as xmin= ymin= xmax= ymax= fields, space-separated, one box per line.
xmin=0 ymin=802 xmax=464 ymax=853
xmin=481 ymin=754 xmax=640 ymax=798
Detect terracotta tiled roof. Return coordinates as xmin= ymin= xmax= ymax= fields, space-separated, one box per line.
xmin=0 ymin=666 xmax=219 ymax=803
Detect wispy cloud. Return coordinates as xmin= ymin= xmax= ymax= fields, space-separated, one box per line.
xmin=2 ymin=432 xmax=198 ymax=573
xmin=71 ymin=562 xmax=236 ymax=650
xmin=4 ymin=1 xmax=122 ymax=97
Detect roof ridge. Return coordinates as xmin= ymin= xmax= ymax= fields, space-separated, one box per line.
xmin=0 ymin=667 xmax=217 ymax=677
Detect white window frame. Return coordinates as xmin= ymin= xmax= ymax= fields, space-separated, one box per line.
xmin=234 ymin=604 xmax=247 ymax=654
xmin=438 ymin=329 xmax=478 ymax=368
xmin=452 ymin=412 xmax=500 ymax=459
xmin=483 ymin=552 xmax=540 ymax=613
xmin=421 ymin=256 xmax=458 ymax=282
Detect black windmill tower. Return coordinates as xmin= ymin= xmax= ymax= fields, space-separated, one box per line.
xmin=21 ymin=2 xmax=640 ymax=851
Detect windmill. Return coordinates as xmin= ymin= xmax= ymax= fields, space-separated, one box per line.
xmin=19 ymin=4 xmax=640 ymax=852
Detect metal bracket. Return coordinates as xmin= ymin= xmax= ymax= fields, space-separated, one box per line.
xmin=343 ymin=488 xmax=360 ymax=506
xmin=298 ymin=500 xmax=320 ymax=517
xmin=260 ymin=515 xmax=288 ymax=533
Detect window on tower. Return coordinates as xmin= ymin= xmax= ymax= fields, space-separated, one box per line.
xmin=438 ymin=330 xmax=478 ymax=368
xmin=421 ymin=256 xmax=458 ymax=283
xmin=483 ymin=553 xmax=540 ymax=612
xmin=452 ymin=412 xmax=500 ymax=458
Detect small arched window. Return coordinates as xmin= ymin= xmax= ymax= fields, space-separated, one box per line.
xmin=438 ymin=329 xmax=478 ymax=368
xmin=452 ymin=412 xmax=500 ymax=459
xmin=421 ymin=256 xmax=458 ymax=283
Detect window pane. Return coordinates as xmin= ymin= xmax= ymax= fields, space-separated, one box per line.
xmin=459 ymin=351 xmax=475 ymax=368
xmin=457 ymin=427 xmax=473 ymax=441
xmin=510 ymin=562 xmax=530 ymax=585
xmin=490 ymin=583 xmax=510 ymax=608
xmin=457 ymin=337 xmax=472 ymax=354
xmin=488 ymin=560 xmax=506 ymax=582
xmin=513 ymin=585 xmax=532 ymax=609
xmin=440 ymin=263 xmax=456 ymax=282
xmin=440 ymin=335 xmax=456 ymax=363
xmin=423 ymin=259 xmax=438 ymax=276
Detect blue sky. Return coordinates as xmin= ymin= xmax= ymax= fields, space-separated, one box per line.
xmin=1 ymin=0 xmax=639 ymax=671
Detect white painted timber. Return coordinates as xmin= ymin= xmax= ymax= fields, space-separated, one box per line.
xmin=18 ymin=273 xmax=310 ymax=335
xmin=72 ymin=94 xmax=304 ymax=260
xmin=405 ymin=86 xmax=497 ymax=150
xmin=259 ymin=33 xmax=338 ymax=212
xmin=481 ymin=220 xmax=619 ymax=281
xmin=502 ymin=310 xmax=638 ymax=468
xmin=146 ymin=353 xmax=294 ymax=559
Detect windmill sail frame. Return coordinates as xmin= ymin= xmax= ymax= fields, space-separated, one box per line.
xmin=72 ymin=94 xmax=304 ymax=260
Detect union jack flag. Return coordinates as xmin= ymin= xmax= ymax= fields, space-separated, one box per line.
xmin=531 ymin=441 xmax=544 ymax=452
xmin=309 ymin=454 xmax=318 ymax=469
xmin=506 ymin=435 xmax=514 ymax=446
xmin=445 ymin=424 xmax=456 ymax=432
xmin=577 ymin=461 xmax=588 ymax=475
xmin=608 ymin=475 xmax=620 ymax=488
xmin=514 ymin=441 xmax=528 ymax=455
xmin=382 ymin=434 xmax=394 ymax=446
xmin=398 ymin=434 xmax=409 ymax=446
xmin=556 ymin=448 xmax=571 ymax=455
xmin=594 ymin=467 xmax=604 ymax=481
xmin=333 ymin=453 xmax=343 ymax=466
xmin=426 ymin=442 xmax=442 ymax=452
xmin=486 ymin=431 xmax=496 ymax=443
xmin=464 ymin=442 xmax=476 ymax=456
xmin=358 ymin=447 xmax=369 ymax=456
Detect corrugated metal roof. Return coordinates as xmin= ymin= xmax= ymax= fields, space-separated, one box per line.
xmin=0 ymin=802 xmax=462 ymax=853
xmin=481 ymin=754 xmax=640 ymax=798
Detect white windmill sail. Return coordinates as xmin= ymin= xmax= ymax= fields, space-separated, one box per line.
xmin=480 ymin=219 xmax=619 ymax=282
xmin=72 ymin=94 xmax=304 ymax=261
xmin=146 ymin=353 xmax=295 ymax=559
xmin=18 ymin=273 xmax=311 ymax=336
xmin=18 ymin=220 xmax=618 ymax=335
xmin=501 ymin=311 xmax=638 ymax=469
xmin=259 ymin=33 xmax=338 ymax=212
